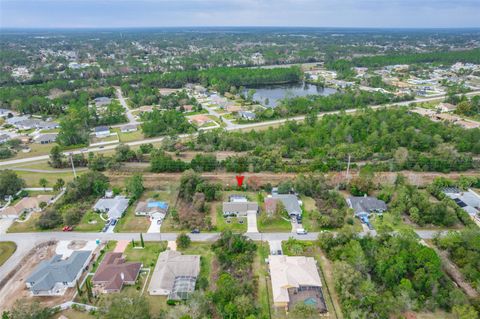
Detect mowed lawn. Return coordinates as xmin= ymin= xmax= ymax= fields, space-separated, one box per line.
xmin=117 ymin=187 xmax=178 ymax=233
xmin=0 ymin=241 xmax=17 ymax=266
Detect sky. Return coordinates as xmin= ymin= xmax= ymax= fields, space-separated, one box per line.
xmin=1 ymin=0 xmax=480 ymax=29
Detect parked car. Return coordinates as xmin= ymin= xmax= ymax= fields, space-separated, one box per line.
xmin=111 ymin=219 xmax=117 ymax=226
xmin=62 ymin=226 xmax=73 ymax=232
xmin=296 ymin=228 xmax=307 ymax=235
xmin=191 ymin=229 xmax=200 ymax=234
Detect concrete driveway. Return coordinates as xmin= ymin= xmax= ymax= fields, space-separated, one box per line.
xmin=268 ymin=240 xmax=283 ymax=255
xmin=246 ymin=211 xmax=258 ymax=233
xmin=0 ymin=218 xmax=14 ymax=234
xmin=147 ymin=218 xmax=162 ymax=233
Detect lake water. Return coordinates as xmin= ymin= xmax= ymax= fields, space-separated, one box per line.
xmin=246 ymin=82 xmax=337 ymax=107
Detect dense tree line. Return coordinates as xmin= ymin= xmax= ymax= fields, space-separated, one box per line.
xmin=37 ymin=171 xmax=109 ymax=229
xmin=193 ymin=108 xmax=480 ymax=173
xmin=352 ymin=48 xmax=480 ymax=68
xmin=319 ymin=229 xmax=476 ymax=318
xmin=435 ymin=228 xmax=480 ymax=293
xmin=141 ymin=109 xmax=195 ymax=138
xmin=210 ymin=231 xmax=258 ymax=318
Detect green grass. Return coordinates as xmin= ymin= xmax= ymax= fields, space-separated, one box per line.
xmin=75 ymin=210 xmax=104 ymax=232
xmin=0 ymin=142 xmax=56 ymax=162
xmin=14 ymin=170 xmax=78 ymax=187
xmin=214 ymin=204 xmax=247 ymax=233
xmin=124 ymin=241 xmax=167 ymax=269
xmin=115 ymin=205 xmax=150 ymax=233
xmin=112 ymin=128 xmax=145 ymax=143
xmin=258 ymin=213 xmax=291 ymax=232
xmin=7 ymin=213 xmax=42 ymax=232
xmin=0 ymin=242 xmax=17 ymax=267
xmin=54 ymin=309 xmax=96 ymax=319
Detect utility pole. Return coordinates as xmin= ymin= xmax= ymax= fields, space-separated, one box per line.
xmin=346 ymin=154 xmax=351 ymax=183
xmin=69 ymin=153 xmax=77 ymax=178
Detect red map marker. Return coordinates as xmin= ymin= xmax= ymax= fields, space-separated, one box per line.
xmin=236 ymin=175 xmax=245 ymax=187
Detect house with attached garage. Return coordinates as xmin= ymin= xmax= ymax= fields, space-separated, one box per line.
xmin=268 ymin=255 xmax=327 ymax=314
xmin=222 ymin=196 xmax=259 ymax=217
xmin=94 ymin=126 xmax=111 ymax=138
xmin=135 ymin=200 xmax=169 ymax=221
xmin=91 ymin=252 xmax=142 ymax=294
xmin=346 ymin=196 xmax=387 ymax=217
xmin=148 ymin=250 xmax=200 ymax=300
xmin=26 ymin=250 xmax=92 ymax=296
xmin=93 ymin=195 xmax=129 ymax=220
xmin=268 ymin=194 xmax=303 ymax=217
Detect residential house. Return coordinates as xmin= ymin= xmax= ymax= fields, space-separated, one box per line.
xmin=148 ymin=250 xmax=200 ymax=300
xmin=347 ymin=196 xmax=387 ymax=217
xmin=33 ymin=133 xmax=57 ymax=144
xmin=222 ymin=195 xmax=259 ymax=217
xmin=181 ymin=105 xmax=194 ymax=112
xmin=94 ymin=97 xmax=112 ymax=107
xmin=94 ymin=126 xmax=111 ymax=138
xmin=238 ymin=111 xmax=256 ymax=120
xmin=189 ymin=115 xmax=212 ymax=127
xmin=437 ymin=102 xmax=457 ymax=113
xmin=0 ymin=195 xmax=53 ymax=218
xmin=93 ymin=196 xmax=129 ymax=219
xmin=92 ymin=252 xmax=142 ymax=293
xmin=443 ymin=187 xmax=480 ymax=216
xmin=268 ymin=255 xmax=327 ymax=313
xmin=271 ymin=194 xmax=302 ymax=217
xmin=135 ymin=201 xmax=169 ymax=220
xmin=26 ymin=251 xmax=92 ymax=296
xmin=120 ymin=124 xmax=138 ymax=133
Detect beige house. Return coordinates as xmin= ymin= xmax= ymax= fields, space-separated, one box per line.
xmin=148 ymin=250 xmax=200 ymax=300
xmin=1 ymin=195 xmax=53 ymax=218
xmin=268 ymin=255 xmax=327 ymax=313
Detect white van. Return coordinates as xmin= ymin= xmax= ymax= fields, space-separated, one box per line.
xmin=296 ymin=228 xmax=307 ymax=235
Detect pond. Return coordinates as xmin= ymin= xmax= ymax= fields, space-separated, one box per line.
xmin=245 ymin=82 xmax=337 ymax=107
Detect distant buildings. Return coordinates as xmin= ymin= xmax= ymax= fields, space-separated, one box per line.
xmin=238 ymin=111 xmax=256 ymax=120
xmin=33 ymin=133 xmax=57 ymax=144
xmin=6 ymin=116 xmax=59 ymax=130
xmin=189 ymin=115 xmax=212 ymax=127
xmin=94 ymin=126 xmax=111 ymax=138
xmin=443 ymin=188 xmax=480 ymax=217
xmin=26 ymin=251 xmax=92 ymax=296
xmin=94 ymin=97 xmax=112 ymax=107
xmin=268 ymin=194 xmax=302 ymax=217
xmin=148 ymin=250 xmax=200 ymax=300
xmin=120 ymin=124 xmax=138 ymax=133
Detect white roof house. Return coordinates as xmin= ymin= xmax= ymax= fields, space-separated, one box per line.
xmin=148 ymin=250 xmax=200 ymax=300
xmin=268 ymin=255 xmax=323 ymax=308
xmin=93 ymin=196 xmax=129 ymax=219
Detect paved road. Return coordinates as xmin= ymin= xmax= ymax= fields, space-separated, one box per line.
xmin=3 ymin=91 xmax=479 ymax=168
xmin=115 ymin=87 xmax=140 ymax=126
xmin=0 ymin=228 xmax=444 ymax=283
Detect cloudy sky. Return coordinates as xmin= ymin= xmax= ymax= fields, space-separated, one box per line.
xmin=1 ymin=0 xmax=479 ymax=28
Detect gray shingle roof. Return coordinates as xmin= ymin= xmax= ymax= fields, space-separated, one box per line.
xmin=26 ymin=251 xmax=91 ymax=293
xmin=272 ymin=194 xmax=302 ymax=216
xmin=347 ymin=197 xmax=387 ymax=215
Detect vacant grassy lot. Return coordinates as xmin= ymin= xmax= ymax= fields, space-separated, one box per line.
xmin=75 ymin=210 xmax=104 ymax=232
xmin=258 ymin=214 xmax=291 ymax=232
xmin=7 ymin=213 xmax=42 ymax=233
xmin=14 ymin=170 xmax=78 ymax=187
xmin=124 ymin=241 xmax=167 ymax=269
xmin=0 ymin=241 xmax=17 ymax=267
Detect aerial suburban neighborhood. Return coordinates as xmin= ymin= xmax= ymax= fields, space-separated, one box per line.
xmin=1 ymin=2 xmax=480 ymax=319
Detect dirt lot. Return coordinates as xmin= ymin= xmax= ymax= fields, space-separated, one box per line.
xmin=0 ymin=241 xmax=94 ymax=311
xmin=107 ymin=170 xmax=480 ymax=190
